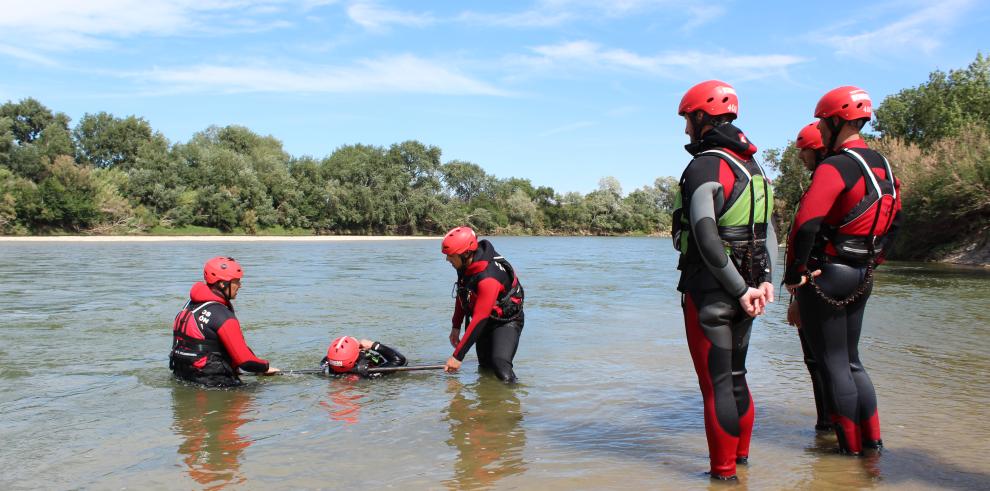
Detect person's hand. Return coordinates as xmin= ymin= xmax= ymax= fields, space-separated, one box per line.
xmin=758 ymin=282 xmax=775 ymax=306
xmin=785 ymin=269 xmax=822 ymax=295
xmin=738 ymin=287 xmax=766 ymax=317
xmin=449 ymin=328 xmax=460 ymax=348
xmin=263 ymin=366 xmax=281 ymax=376
xmin=444 ymin=356 xmax=461 ymax=373
xmin=786 ymin=300 xmax=802 ymax=328
xmin=359 ymin=339 xmax=374 ymax=350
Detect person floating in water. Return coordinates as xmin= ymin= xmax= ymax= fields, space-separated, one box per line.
xmin=170 ymin=256 xmax=279 ymax=387
xmin=321 ymin=336 xmax=407 ymax=378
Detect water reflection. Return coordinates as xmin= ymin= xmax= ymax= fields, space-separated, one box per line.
xmin=443 ymin=378 xmax=527 ymax=490
xmin=320 ymin=383 xmax=365 ymax=424
xmin=170 ymin=386 xmax=254 ymax=490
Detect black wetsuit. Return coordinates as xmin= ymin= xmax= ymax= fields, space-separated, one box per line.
xmin=786 ymin=139 xmax=901 ymax=454
xmin=675 ymin=124 xmax=775 ymax=479
xmin=797 ymin=327 xmax=831 ymax=430
xmin=320 ymin=342 xmax=407 ymax=378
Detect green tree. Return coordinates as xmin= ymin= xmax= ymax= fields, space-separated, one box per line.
xmin=74 ymin=112 xmax=156 ymax=169
xmin=0 ymin=98 xmax=58 ymax=144
xmin=35 ymin=156 xmax=100 ymax=230
xmin=442 ymin=160 xmax=492 ymax=202
xmin=874 ymin=53 xmax=990 ymax=145
xmin=762 ymin=145 xmax=809 ymax=235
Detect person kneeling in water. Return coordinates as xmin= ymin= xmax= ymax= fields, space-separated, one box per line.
xmin=321 ymin=336 xmax=407 ymax=378
xmin=170 ymin=256 xmax=280 ymax=387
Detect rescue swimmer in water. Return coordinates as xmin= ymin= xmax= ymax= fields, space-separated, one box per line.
xmin=170 ymin=256 xmax=280 ymax=387
xmin=320 ymin=336 xmax=408 ymax=378
xmin=441 ymin=226 xmax=525 ymax=383
xmin=672 ymin=79 xmax=777 ymax=481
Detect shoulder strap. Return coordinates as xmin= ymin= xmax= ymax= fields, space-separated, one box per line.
xmin=190 ymin=301 xmax=220 ymax=315
xmin=842 ymin=148 xmax=883 ymax=197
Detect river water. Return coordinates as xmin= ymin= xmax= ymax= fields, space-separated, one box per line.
xmin=0 ymin=237 xmax=988 ymax=490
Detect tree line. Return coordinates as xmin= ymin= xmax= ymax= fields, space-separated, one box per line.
xmin=3 ymin=53 xmax=987 ymax=262
xmin=0 ymin=99 xmax=675 ymax=237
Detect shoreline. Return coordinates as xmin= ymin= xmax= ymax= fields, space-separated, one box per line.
xmin=0 ymin=235 xmax=441 ymax=242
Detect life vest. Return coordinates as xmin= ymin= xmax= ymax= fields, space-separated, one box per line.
xmin=817 ymin=148 xmax=897 ymax=263
xmin=170 ymin=300 xmax=236 ymax=383
xmin=672 ymin=149 xmax=774 ymax=286
xmin=456 ymin=248 xmax=524 ymax=322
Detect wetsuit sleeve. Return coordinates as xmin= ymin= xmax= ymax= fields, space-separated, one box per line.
xmin=766 ymin=220 xmax=778 ymax=284
xmin=216 ymin=318 xmax=270 ymax=373
xmin=371 ymin=342 xmax=407 ymax=367
xmin=875 ymin=177 xmax=903 ymax=265
xmin=689 ymin=181 xmax=748 ymax=298
xmin=452 ymin=295 xmax=465 ymax=330
xmin=785 ymin=163 xmax=845 ymax=285
xmin=452 ymin=277 xmax=501 ymax=361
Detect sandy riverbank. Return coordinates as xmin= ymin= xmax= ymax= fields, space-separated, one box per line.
xmin=0 ymin=235 xmax=440 ymax=242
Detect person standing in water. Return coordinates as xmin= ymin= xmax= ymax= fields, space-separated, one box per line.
xmin=170 ymin=257 xmax=279 ymax=387
xmin=785 ymin=86 xmax=902 ymax=455
xmin=787 ymin=122 xmax=832 ymax=432
xmin=672 ymin=80 xmax=777 ymax=480
xmin=441 ymin=227 xmax=525 ymax=383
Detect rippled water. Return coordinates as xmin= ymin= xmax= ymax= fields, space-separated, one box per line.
xmin=1 ymin=238 xmax=988 ymax=490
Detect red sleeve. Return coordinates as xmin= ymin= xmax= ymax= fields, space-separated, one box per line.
xmin=216 ymin=318 xmax=269 ymax=372
xmin=784 ymin=164 xmax=845 ymax=284
xmin=452 ymin=278 xmax=501 ymax=361
xmin=452 ymin=296 xmax=465 ymax=329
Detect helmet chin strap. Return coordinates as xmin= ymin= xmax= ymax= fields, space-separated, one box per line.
xmin=212 ymin=281 xmax=234 ymax=305
xmin=824 ymin=117 xmax=846 ymax=156
xmin=691 ymin=111 xmax=711 ymax=143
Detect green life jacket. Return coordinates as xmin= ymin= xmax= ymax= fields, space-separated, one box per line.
xmin=672 ymin=149 xmax=774 ymax=284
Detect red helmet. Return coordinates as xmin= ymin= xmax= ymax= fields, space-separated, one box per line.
xmin=203 ymin=256 xmax=243 ymax=284
xmin=796 ymin=122 xmax=824 ymax=150
xmin=325 ymin=336 xmax=360 ymax=373
xmin=815 ymin=86 xmax=872 ymax=121
xmin=678 ymin=80 xmax=738 ymax=119
xmin=441 ymin=226 xmax=478 ymax=255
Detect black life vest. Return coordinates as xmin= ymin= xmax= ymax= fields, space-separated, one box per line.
xmin=456 ymin=241 xmax=524 ymax=322
xmin=816 ymin=148 xmax=897 ymax=263
xmin=170 ymin=300 xmax=237 ymax=384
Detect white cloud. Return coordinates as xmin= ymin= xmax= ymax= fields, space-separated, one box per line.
xmin=137 ymin=55 xmax=510 ymax=96
xmin=817 ymin=0 xmax=973 ymax=57
xmin=456 ymin=9 xmax=574 ymax=28
xmin=538 ymin=121 xmax=595 ymax=137
xmin=680 ymin=5 xmax=725 ymax=32
xmin=346 ymin=1 xmax=435 ymax=30
xmin=458 ymin=0 xmax=719 ymax=28
xmin=518 ymin=41 xmax=806 ymax=80
xmin=0 ymin=43 xmax=59 ymax=67
xmin=0 ymin=0 xmax=302 ymax=55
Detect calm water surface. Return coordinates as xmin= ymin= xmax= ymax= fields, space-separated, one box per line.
xmin=1 ymin=237 xmax=988 ymax=490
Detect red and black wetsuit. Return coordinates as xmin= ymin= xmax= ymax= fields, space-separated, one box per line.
xmin=785 ymin=139 xmax=902 ymax=454
xmin=677 ymin=123 xmax=769 ymax=479
xmin=170 ymin=282 xmax=270 ymax=387
xmin=452 ymin=240 xmax=524 ymax=383
xmin=320 ymin=342 xmax=407 ymax=378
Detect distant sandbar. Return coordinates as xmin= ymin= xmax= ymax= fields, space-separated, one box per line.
xmin=0 ymin=235 xmax=439 ymax=242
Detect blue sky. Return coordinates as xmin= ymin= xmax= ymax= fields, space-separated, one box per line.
xmin=1 ymin=0 xmax=987 ymax=194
